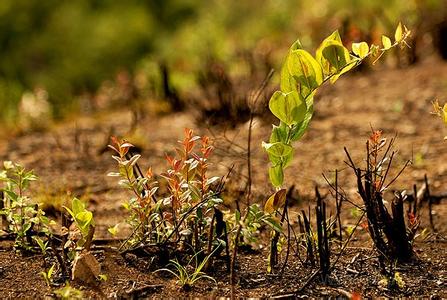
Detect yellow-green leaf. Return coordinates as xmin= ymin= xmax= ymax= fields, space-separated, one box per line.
xmin=108 ymin=224 xmax=120 ymax=236
xmin=264 ymin=188 xmax=287 ymax=213
xmin=316 ymin=30 xmax=344 ymax=75
xmin=262 ymin=142 xmax=293 ymax=158
xmin=280 ymin=40 xmax=303 ymax=93
xmin=395 ymin=22 xmax=403 ymax=43
xmin=352 ymin=42 xmax=369 ymax=59
xmin=76 ymin=211 xmax=93 ymax=226
xmin=269 ymin=91 xmax=307 ymax=126
xmin=382 ymin=35 xmax=392 ymax=50
xmin=287 ymin=49 xmax=323 ymax=98
xmin=280 ymin=62 xmax=298 ymax=93
xmin=316 ymin=36 xmax=352 ymax=83
xmin=72 ymin=198 xmax=85 ymax=216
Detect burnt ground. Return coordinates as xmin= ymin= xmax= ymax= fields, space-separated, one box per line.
xmin=0 ymin=56 xmax=447 ymax=298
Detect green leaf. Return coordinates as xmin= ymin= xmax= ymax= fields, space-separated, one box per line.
xmin=76 ymin=211 xmax=93 ymax=227
xmin=71 ymin=198 xmax=85 ymax=216
xmin=287 ymin=49 xmax=323 ymax=97
xmin=352 ymin=42 xmax=369 ymax=59
xmin=48 ymin=263 xmax=55 ymax=279
xmin=280 ymin=62 xmax=298 ymax=93
xmin=235 ymin=209 xmax=241 ymax=223
xmin=269 ymin=91 xmax=306 ymax=126
xmin=316 ymin=31 xmax=343 ymax=74
xmin=282 ymin=148 xmax=294 ymax=168
xmin=290 ymin=102 xmax=314 ymax=142
xmin=329 ymin=60 xmax=357 ymax=83
xmin=98 ymin=274 xmax=108 ymax=281
xmin=382 ymin=35 xmax=392 ymax=50
xmin=4 ymin=190 xmax=18 ymax=202
xmin=322 ymin=42 xmax=351 ymax=71
xmin=269 ymin=122 xmax=289 ymax=143
xmin=316 ymin=33 xmax=353 ymax=83
xmin=263 ymin=217 xmax=283 ymax=233
xmin=262 ymin=142 xmax=293 ymax=158
xmin=279 ymin=39 xmax=302 ymax=93
xmin=23 ymin=222 xmax=32 ymax=233
xmin=269 ymin=165 xmax=284 ymax=187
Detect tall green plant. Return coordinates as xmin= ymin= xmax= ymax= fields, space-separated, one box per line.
xmin=263 ymin=23 xmax=410 ymax=189
xmin=263 ymin=23 xmax=411 ymax=272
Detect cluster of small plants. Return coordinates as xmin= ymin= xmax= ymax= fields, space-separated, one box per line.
xmin=0 ymin=161 xmax=52 ymax=251
xmin=2 ymin=22 xmax=435 ymax=297
xmin=0 ymin=162 xmax=102 ymax=296
xmin=108 ymin=129 xmax=225 ymax=252
xmin=103 ymin=23 xmax=419 ymax=292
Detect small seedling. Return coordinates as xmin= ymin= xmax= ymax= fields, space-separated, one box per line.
xmin=64 ymin=198 xmax=95 ymax=251
xmin=156 ymin=246 xmax=219 ymax=291
xmin=226 ymin=203 xmax=281 ymax=249
xmin=53 ymin=282 xmax=84 ymax=299
xmin=98 ymin=274 xmax=108 ymax=282
xmin=41 ymin=263 xmax=56 ymax=287
xmin=33 ymin=236 xmax=51 ymax=256
xmin=0 ymin=161 xmax=53 ymax=252
xmin=379 ymin=271 xmax=405 ymax=290
xmin=107 ymin=223 xmax=120 ymax=236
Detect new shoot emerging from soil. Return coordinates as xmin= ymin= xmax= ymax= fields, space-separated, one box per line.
xmin=155 ymin=245 xmax=220 ymax=291
xmin=0 ymin=161 xmax=53 ymax=251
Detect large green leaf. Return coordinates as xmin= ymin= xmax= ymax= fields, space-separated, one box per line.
xmin=287 ymin=49 xmax=323 ymax=98
xmin=280 ymin=62 xmax=298 ymax=93
xmin=280 ymin=39 xmax=302 ymax=93
xmin=269 ymin=91 xmax=307 ymax=126
xmin=316 ymin=31 xmax=342 ymax=74
xmin=282 ymin=148 xmax=294 ymax=168
xmin=316 ymin=31 xmax=353 ymax=82
xmin=322 ymin=42 xmax=350 ymax=70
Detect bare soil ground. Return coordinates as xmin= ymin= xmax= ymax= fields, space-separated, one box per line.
xmin=0 ymin=57 xmax=446 ymax=298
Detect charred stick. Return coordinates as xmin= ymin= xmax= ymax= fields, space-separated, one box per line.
xmin=269 ymin=196 xmax=289 ymax=272
xmin=334 ymin=170 xmax=343 ymax=242
xmin=425 ymin=174 xmax=436 ymax=232
xmin=279 ymin=202 xmax=292 ymax=276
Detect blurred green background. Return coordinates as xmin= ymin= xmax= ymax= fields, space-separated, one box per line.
xmin=0 ymin=0 xmax=445 ymax=127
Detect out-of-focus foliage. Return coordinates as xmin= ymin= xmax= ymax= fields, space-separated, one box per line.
xmin=0 ymin=0 xmax=444 ymax=126
xmin=0 ymin=0 xmax=198 ymax=122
